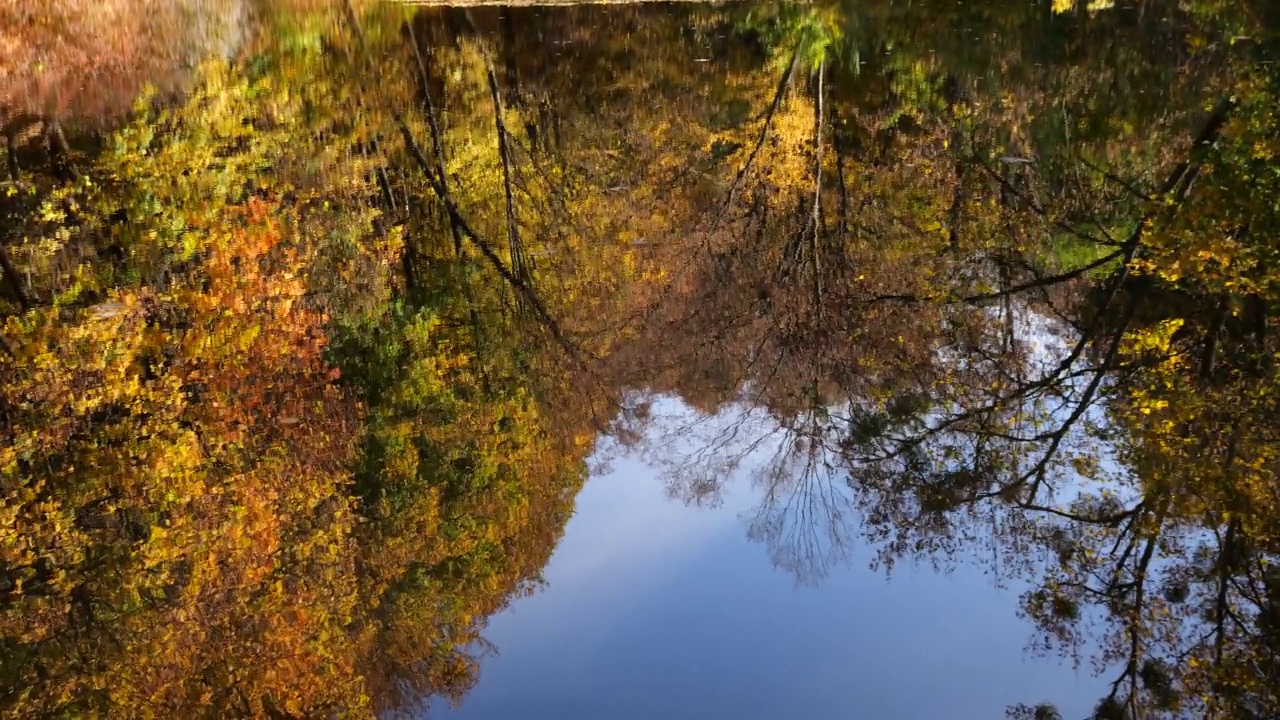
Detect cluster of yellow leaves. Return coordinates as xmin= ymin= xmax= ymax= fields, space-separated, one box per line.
xmin=0 ymin=23 xmax=609 ymax=712
xmin=0 ymin=59 xmax=382 ymax=717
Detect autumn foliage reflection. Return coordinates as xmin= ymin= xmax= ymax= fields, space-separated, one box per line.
xmin=4 ymin=0 xmax=1280 ymax=718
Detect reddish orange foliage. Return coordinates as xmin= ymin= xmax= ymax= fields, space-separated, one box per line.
xmin=0 ymin=0 xmax=217 ymax=126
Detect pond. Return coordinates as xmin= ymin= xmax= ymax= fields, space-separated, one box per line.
xmin=427 ymin=397 xmax=1109 ymax=720
xmin=3 ymin=2 xmax=1280 ymax=719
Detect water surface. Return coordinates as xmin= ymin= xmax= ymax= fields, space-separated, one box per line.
xmin=4 ymin=1 xmax=1280 ymax=718
xmin=431 ymin=401 xmax=1108 ymax=720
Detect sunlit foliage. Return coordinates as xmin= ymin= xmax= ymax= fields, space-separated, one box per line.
xmin=5 ymin=0 xmax=1280 ymax=718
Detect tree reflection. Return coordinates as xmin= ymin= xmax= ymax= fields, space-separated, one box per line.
xmin=604 ymin=2 xmax=1280 ymax=717
xmin=6 ymin=0 xmax=1280 ymax=716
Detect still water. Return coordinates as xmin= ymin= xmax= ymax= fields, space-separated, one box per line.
xmin=5 ymin=0 xmax=1280 ymax=718
xmin=432 ymin=397 xmax=1107 ymax=720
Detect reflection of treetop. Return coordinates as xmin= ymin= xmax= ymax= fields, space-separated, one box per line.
xmin=3 ymin=0 xmax=1280 ymax=718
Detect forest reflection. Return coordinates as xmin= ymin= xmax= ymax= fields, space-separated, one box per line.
xmin=3 ymin=0 xmax=1280 ymax=718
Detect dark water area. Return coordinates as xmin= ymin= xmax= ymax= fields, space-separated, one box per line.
xmin=4 ymin=1 xmax=1280 ymax=718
